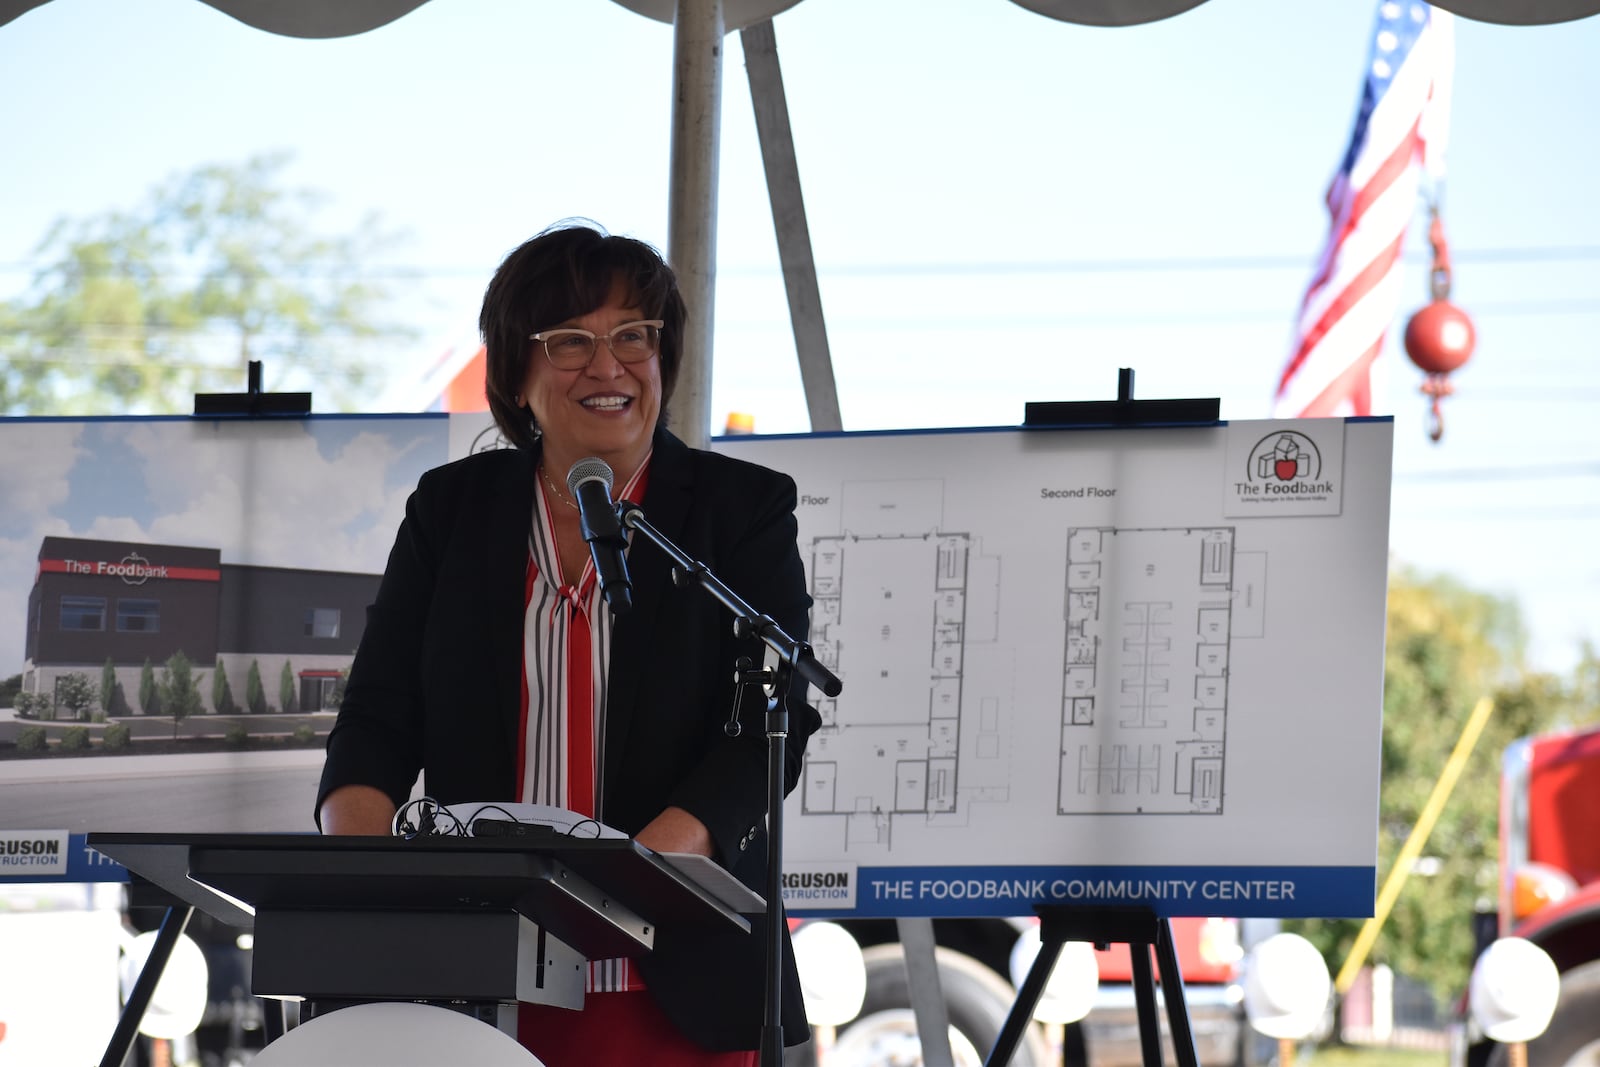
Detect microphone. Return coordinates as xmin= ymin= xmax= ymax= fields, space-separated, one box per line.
xmin=566 ymin=457 xmax=632 ymax=615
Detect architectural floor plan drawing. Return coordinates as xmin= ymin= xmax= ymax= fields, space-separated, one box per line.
xmin=1061 ymin=526 xmax=1238 ymax=815
xmin=799 ymin=481 xmax=1007 ymax=852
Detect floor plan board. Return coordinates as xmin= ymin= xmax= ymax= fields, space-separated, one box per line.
xmin=711 ymin=420 xmax=1392 ymax=920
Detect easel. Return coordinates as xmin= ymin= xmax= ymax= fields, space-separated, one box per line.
xmin=984 ymin=373 xmax=1218 ymax=1067
xmin=986 ymin=905 xmax=1199 ymax=1067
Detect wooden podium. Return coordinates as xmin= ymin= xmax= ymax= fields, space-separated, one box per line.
xmin=87 ymin=832 xmax=754 ymax=1065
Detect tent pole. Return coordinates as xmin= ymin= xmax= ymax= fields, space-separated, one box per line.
xmin=666 ymin=0 xmax=725 ymax=449
xmin=741 ymin=18 xmax=843 ymax=434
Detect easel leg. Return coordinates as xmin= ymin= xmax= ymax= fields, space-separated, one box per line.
xmin=1154 ymin=918 xmax=1201 ymax=1067
xmin=1129 ymin=942 xmax=1165 ymax=1067
xmin=983 ymin=937 xmax=1063 ymax=1067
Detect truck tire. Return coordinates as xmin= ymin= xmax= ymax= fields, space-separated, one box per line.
xmin=828 ymin=943 xmax=1052 ymax=1066
xmin=1487 ymin=958 xmax=1600 ymax=1067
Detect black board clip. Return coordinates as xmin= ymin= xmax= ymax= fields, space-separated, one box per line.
xmin=1023 ymin=368 xmax=1220 ymax=429
xmin=193 ymin=360 xmax=311 ymax=417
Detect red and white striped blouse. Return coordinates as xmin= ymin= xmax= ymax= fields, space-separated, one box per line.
xmin=518 ymin=453 xmax=650 ymax=993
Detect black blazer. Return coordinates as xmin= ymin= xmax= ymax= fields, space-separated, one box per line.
xmin=317 ymin=428 xmax=819 ymax=1050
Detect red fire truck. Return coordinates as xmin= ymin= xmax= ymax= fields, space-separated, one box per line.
xmin=1454 ymin=723 xmax=1600 ymax=1067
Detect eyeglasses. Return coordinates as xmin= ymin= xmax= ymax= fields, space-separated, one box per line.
xmin=529 ymin=319 xmax=664 ymax=370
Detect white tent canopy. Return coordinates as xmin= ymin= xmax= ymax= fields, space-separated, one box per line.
xmin=1 ymin=0 xmax=1588 ymax=41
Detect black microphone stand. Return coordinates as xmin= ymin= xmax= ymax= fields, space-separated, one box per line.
xmin=616 ymin=501 xmax=842 ymax=1067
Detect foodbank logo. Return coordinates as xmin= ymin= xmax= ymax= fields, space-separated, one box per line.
xmin=111 ymin=552 xmax=156 ymax=586
xmin=1247 ymin=432 xmax=1333 ymax=496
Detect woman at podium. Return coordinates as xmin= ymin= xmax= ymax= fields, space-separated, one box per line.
xmin=315 ymin=221 xmax=819 ymax=1065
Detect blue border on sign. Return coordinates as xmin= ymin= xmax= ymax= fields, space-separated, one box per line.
xmin=786 ymin=864 xmax=1376 ymax=919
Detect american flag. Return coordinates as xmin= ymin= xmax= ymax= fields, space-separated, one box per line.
xmin=1273 ymin=1 xmax=1454 ymax=418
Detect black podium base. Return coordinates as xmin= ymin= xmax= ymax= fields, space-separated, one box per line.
xmin=253 ymin=909 xmax=585 ymax=1007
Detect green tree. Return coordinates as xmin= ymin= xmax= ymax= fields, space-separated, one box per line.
xmin=212 ymin=660 xmax=238 ymax=716
xmin=0 ymin=152 xmax=413 ymax=415
xmin=55 ymin=672 xmax=98 ymax=722
xmin=98 ymin=658 xmax=129 ymax=716
xmin=0 ymin=673 xmax=21 ymax=707
xmin=159 ymin=651 xmax=205 ymax=740
xmin=1290 ymin=568 xmax=1597 ymax=1003
xmin=245 ymin=660 xmax=268 ymax=716
xmin=139 ymin=658 xmax=160 ymax=716
xmin=279 ymin=661 xmax=298 ymax=715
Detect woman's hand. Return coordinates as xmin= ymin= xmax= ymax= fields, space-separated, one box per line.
xmin=319 ymin=784 xmax=398 ymax=835
xmin=633 ymin=805 xmax=714 ymax=857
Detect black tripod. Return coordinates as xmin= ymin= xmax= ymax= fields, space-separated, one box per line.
xmin=988 ymin=905 xmax=1200 ymax=1067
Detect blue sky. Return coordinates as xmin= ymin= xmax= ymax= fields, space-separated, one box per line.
xmin=1 ymin=0 xmax=1596 ymax=673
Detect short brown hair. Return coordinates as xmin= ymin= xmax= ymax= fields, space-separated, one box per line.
xmin=480 ymin=220 xmax=686 ymax=452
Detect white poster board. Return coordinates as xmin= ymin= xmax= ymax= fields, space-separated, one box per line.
xmin=2 ymin=414 xmax=1389 ymax=922
xmin=714 ymin=418 xmax=1392 ymax=919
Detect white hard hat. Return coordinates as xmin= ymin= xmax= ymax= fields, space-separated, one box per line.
xmin=1469 ymin=937 xmax=1560 ymax=1044
xmin=1242 ymin=933 xmax=1331 ymax=1041
xmin=792 ymin=920 xmax=868 ymax=1026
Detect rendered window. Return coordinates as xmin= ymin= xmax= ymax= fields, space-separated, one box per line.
xmin=304 ymin=608 xmax=341 ymax=639
xmin=60 ymin=595 xmax=107 ymax=631
xmin=116 ymin=598 xmax=160 ymax=633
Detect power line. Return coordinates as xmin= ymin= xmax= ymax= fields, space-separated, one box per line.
xmin=3 ymin=244 xmax=1600 ymax=282
xmin=15 ymin=295 xmax=1600 ymax=345
xmin=790 ymin=245 xmax=1600 ymax=278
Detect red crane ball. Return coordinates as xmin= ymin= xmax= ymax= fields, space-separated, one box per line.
xmin=1404 ymin=299 xmax=1476 ymax=376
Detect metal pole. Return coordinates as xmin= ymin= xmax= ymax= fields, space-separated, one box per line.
xmin=896 ymin=917 xmax=956 ymax=1067
xmin=665 ymin=0 xmax=725 ymax=450
xmin=740 ymin=18 xmax=843 ymax=433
